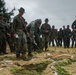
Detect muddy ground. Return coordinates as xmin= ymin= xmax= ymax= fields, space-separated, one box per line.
xmin=0 ymin=45 xmax=76 ymax=75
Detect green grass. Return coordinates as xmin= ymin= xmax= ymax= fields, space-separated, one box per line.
xmin=11 ymin=61 xmax=50 ymax=75
xmin=55 ymin=65 xmax=70 ymax=75
xmin=54 ymin=59 xmax=76 ymax=75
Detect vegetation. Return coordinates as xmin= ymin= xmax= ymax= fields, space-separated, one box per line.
xmin=54 ymin=59 xmax=76 ymax=75
xmin=11 ymin=61 xmax=50 ymax=75
xmin=55 ymin=65 xmax=70 ymax=75
xmin=0 ymin=0 xmax=15 ymax=22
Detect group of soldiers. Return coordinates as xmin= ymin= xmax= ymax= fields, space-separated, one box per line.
xmin=49 ymin=23 xmax=76 ymax=49
xmin=0 ymin=7 xmax=76 ymax=59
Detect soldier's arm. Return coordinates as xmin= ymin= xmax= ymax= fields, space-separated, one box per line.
xmin=41 ymin=24 xmax=45 ymax=33
xmin=12 ymin=17 xmax=17 ymax=33
xmin=48 ymin=24 xmax=51 ymax=32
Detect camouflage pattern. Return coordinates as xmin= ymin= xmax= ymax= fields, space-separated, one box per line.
xmin=41 ymin=22 xmax=51 ymax=51
xmin=62 ymin=26 xmax=71 ymax=48
xmin=65 ymin=26 xmax=71 ymax=48
xmin=50 ymin=26 xmax=58 ymax=46
xmin=71 ymin=29 xmax=76 ymax=48
xmin=57 ymin=28 xmax=63 ymax=47
xmin=62 ymin=27 xmax=67 ymax=48
xmin=27 ymin=19 xmax=42 ymax=55
xmin=12 ymin=15 xmax=27 ymax=58
xmin=6 ymin=23 xmax=15 ymax=52
xmin=0 ymin=21 xmax=6 ymax=54
xmin=72 ymin=20 xmax=76 ymax=29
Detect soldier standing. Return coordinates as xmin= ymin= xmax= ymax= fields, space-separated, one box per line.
xmin=12 ymin=7 xmax=27 ymax=58
xmin=0 ymin=13 xmax=7 ymax=54
xmin=71 ymin=27 xmax=76 ymax=48
xmin=62 ymin=25 xmax=67 ymax=48
xmin=41 ymin=18 xmax=51 ymax=51
xmin=71 ymin=20 xmax=76 ymax=48
xmin=6 ymin=22 xmax=15 ymax=52
xmin=72 ymin=20 xmax=76 ymax=29
xmin=51 ymin=25 xmax=58 ymax=46
xmin=58 ymin=28 xmax=63 ymax=47
xmin=66 ymin=25 xmax=71 ymax=48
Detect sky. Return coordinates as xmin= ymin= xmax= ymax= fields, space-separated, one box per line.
xmin=4 ymin=0 xmax=76 ymax=30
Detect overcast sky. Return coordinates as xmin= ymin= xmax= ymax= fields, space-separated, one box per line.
xmin=5 ymin=0 xmax=76 ymax=29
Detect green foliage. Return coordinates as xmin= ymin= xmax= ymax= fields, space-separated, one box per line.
xmin=0 ymin=0 xmax=5 ymax=10
xmin=54 ymin=59 xmax=76 ymax=75
xmin=0 ymin=0 xmax=15 ymax=22
xmin=22 ymin=61 xmax=49 ymax=72
xmin=11 ymin=61 xmax=49 ymax=75
xmin=11 ymin=68 xmax=41 ymax=75
xmin=55 ymin=65 xmax=70 ymax=75
xmin=11 ymin=67 xmax=20 ymax=73
xmin=58 ymin=61 xmax=71 ymax=66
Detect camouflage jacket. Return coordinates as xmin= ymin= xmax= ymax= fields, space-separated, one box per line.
xmin=0 ymin=22 xmax=6 ymax=38
xmin=12 ymin=15 xmax=26 ymax=33
xmin=41 ymin=23 xmax=51 ymax=35
xmin=27 ymin=20 xmax=40 ymax=41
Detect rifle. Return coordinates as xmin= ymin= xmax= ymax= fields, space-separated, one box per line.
xmin=28 ymin=36 xmax=40 ymax=49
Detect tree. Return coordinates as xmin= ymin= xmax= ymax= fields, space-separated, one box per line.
xmin=0 ymin=0 xmax=5 ymax=12
xmin=0 ymin=0 xmax=15 ymax=22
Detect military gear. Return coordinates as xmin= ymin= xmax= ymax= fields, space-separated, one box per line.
xmin=72 ymin=20 xmax=76 ymax=29
xmin=12 ymin=14 xmax=27 ymax=58
xmin=62 ymin=26 xmax=71 ymax=48
xmin=6 ymin=23 xmax=15 ymax=52
xmin=18 ymin=7 xmax=25 ymax=13
xmin=57 ymin=28 xmax=63 ymax=46
xmin=45 ymin=18 xmax=49 ymax=21
xmin=41 ymin=21 xmax=51 ymax=51
xmin=36 ymin=19 xmax=42 ymax=25
xmin=51 ymin=26 xmax=58 ymax=46
xmin=0 ymin=21 xmax=6 ymax=54
xmin=27 ymin=19 xmax=42 ymax=54
xmin=71 ymin=30 xmax=76 ymax=48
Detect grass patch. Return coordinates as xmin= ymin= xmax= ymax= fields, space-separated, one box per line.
xmin=1 ymin=56 xmax=16 ymax=60
xmin=11 ymin=68 xmax=41 ymax=75
xmin=22 ymin=61 xmax=49 ymax=72
xmin=54 ymin=59 xmax=76 ymax=75
xmin=11 ymin=61 xmax=50 ymax=75
xmin=55 ymin=65 xmax=70 ymax=75
xmin=58 ymin=60 xmax=72 ymax=66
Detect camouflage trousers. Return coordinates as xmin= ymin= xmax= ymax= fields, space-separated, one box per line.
xmin=42 ymin=35 xmax=49 ymax=51
xmin=0 ymin=34 xmax=6 ymax=54
xmin=14 ymin=30 xmax=27 ymax=58
xmin=71 ymin=37 xmax=76 ymax=47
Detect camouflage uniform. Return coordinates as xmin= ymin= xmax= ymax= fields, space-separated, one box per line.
xmin=12 ymin=11 xmax=27 ymax=58
xmin=41 ymin=18 xmax=51 ymax=51
xmin=0 ymin=20 xmax=6 ymax=54
xmin=0 ymin=12 xmax=7 ymax=54
xmin=63 ymin=25 xmax=71 ymax=48
xmin=57 ymin=28 xmax=63 ymax=47
xmin=6 ymin=23 xmax=15 ymax=52
xmin=72 ymin=20 xmax=76 ymax=29
xmin=71 ymin=20 xmax=76 ymax=47
xmin=51 ymin=26 xmax=58 ymax=46
xmin=65 ymin=25 xmax=71 ymax=48
xmin=27 ymin=19 xmax=42 ymax=56
xmin=71 ymin=29 xmax=76 ymax=48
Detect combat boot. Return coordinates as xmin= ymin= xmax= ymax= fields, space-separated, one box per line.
xmin=21 ymin=53 xmax=26 ymax=59
xmin=16 ymin=53 xmax=20 ymax=58
xmin=28 ymin=53 xmax=33 ymax=57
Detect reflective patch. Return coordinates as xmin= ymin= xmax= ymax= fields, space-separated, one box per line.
xmin=15 ymin=34 xmax=19 ymax=38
